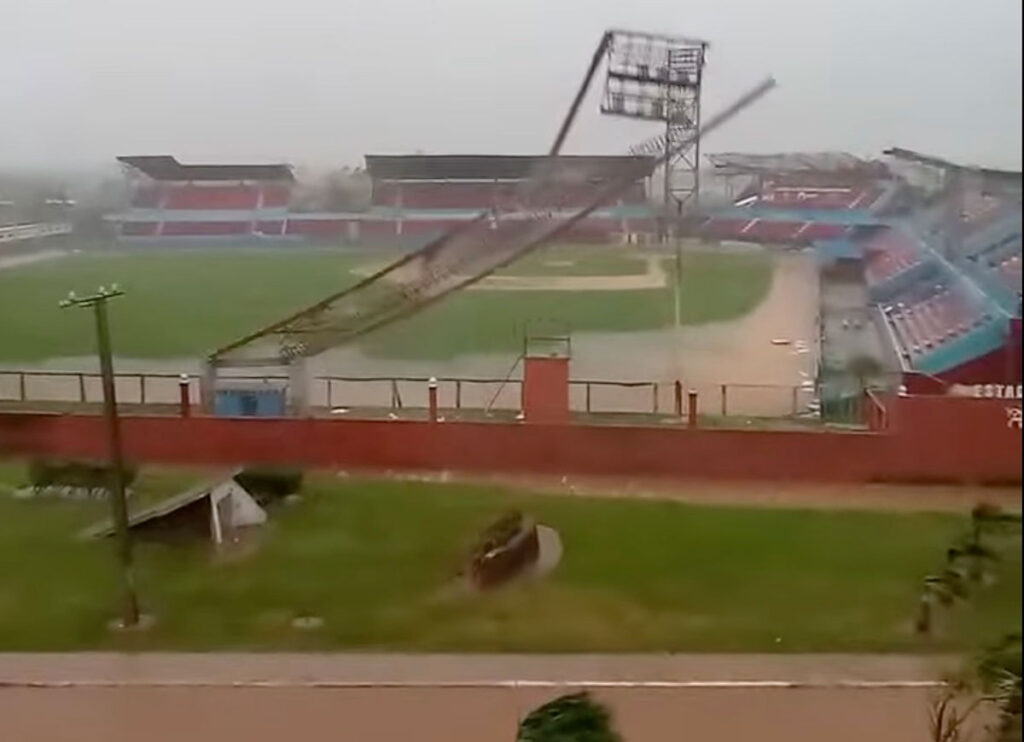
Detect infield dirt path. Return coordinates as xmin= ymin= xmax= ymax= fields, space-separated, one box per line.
xmin=0 ymin=653 xmax=957 ymax=742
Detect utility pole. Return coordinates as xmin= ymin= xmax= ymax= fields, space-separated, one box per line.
xmin=61 ymin=285 xmax=139 ymax=628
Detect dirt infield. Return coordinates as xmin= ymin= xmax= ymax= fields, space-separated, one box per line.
xmin=0 ymin=653 xmax=953 ymax=742
xmin=353 ymin=254 xmax=669 ymax=291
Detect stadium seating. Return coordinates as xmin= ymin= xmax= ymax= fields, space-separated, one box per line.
xmin=745 ymin=186 xmax=880 ymax=211
xmin=163 ymin=186 xmax=260 ymax=210
xmin=739 ymin=219 xmax=805 ymax=243
xmin=261 ymin=186 xmax=292 ymax=208
xmin=284 ymin=219 xmax=349 ymax=238
xmin=131 ymin=188 xmax=162 ymax=208
xmin=863 ymin=228 xmax=922 ymax=284
xmin=992 ymin=253 xmax=1022 ymax=292
xmin=119 ymin=222 xmax=159 ymax=237
xmin=255 ymin=220 xmax=285 ymax=236
xmin=161 ymin=221 xmax=250 ymax=236
xmin=794 ymin=222 xmax=847 ymax=241
xmin=882 ymin=284 xmax=990 ymax=359
xmin=400 ymin=220 xmax=454 ymax=236
xmin=358 ymin=221 xmax=400 ymax=239
xmin=701 ymin=218 xmax=753 ymax=240
xmin=398 ymin=183 xmax=495 ymax=210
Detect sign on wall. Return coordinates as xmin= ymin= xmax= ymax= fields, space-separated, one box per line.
xmin=948 ymin=384 xmax=1023 ymax=400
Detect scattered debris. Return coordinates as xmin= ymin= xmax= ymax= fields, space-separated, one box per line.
xmin=291 ymin=615 xmax=324 ymax=631
xmin=80 ymin=472 xmax=266 ymax=546
xmin=107 ymin=614 xmax=157 ymax=633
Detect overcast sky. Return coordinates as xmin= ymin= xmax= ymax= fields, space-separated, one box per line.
xmin=2 ymin=0 xmax=1021 ymax=174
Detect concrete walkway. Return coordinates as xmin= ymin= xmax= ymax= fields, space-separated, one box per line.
xmin=0 ymin=652 xmax=950 ymax=687
xmin=0 ymin=653 xmax=958 ymax=742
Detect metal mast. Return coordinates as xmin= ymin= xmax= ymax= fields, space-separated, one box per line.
xmin=599 ymin=29 xmax=708 ymax=240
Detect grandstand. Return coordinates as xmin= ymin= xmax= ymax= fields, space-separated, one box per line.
xmin=834 ymin=183 xmax=1021 ymax=389
xmin=111 ymin=154 xmax=656 ymax=244
xmin=702 ymin=150 xmax=1021 ymax=403
xmin=361 ymin=154 xmax=655 ymax=243
xmin=113 ymin=156 xmax=295 ymax=240
xmin=697 ymin=152 xmax=896 ymax=245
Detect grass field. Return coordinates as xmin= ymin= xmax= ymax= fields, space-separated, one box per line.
xmin=0 ymin=246 xmax=772 ymax=362
xmin=0 ymin=464 xmax=1018 ymax=652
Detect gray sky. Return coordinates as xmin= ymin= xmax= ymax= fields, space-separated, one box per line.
xmin=2 ymin=0 xmax=1021 ymax=173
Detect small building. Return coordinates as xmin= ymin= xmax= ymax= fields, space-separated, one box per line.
xmin=81 ymin=474 xmax=267 ymax=544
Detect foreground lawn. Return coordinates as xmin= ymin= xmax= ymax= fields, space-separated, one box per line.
xmin=0 ymin=247 xmax=771 ymax=362
xmin=0 ymin=466 xmax=1017 ymax=652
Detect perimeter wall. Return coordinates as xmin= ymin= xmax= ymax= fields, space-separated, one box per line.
xmin=1 ymin=395 xmax=1019 ymax=484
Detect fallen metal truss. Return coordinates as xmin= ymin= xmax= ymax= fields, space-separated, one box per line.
xmin=210 ymin=33 xmax=775 ymax=368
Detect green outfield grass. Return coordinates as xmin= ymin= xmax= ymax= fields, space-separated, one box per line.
xmin=364 ymin=250 xmax=771 ymax=360
xmin=0 ymin=246 xmax=772 ymax=362
xmin=0 ymin=464 xmax=1018 ymax=652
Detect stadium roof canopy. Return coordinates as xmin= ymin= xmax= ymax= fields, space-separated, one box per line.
xmin=884 ymin=147 xmax=1022 ymax=190
xmin=706 ymin=151 xmax=885 ymax=176
xmin=364 ymin=154 xmax=655 ymax=181
xmin=117 ymin=155 xmax=294 ymax=182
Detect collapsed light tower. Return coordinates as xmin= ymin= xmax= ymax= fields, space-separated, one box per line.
xmin=600 ymin=30 xmax=708 ymax=236
xmin=203 ymin=30 xmax=772 ymax=414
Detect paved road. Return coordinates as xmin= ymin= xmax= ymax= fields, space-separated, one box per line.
xmin=0 ymin=653 xmax=958 ymax=742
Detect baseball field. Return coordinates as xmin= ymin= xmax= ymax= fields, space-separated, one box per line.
xmin=0 ymin=244 xmax=772 ymax=362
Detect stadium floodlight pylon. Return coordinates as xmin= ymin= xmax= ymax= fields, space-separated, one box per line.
xmin=599 ymin=29 xmax=709 ymax=238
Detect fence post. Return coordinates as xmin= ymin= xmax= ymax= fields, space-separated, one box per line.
xmin=674 ymin=380 xmax=683 ymax=418
xmin=18 ymin=372 xmax=25 ymax=402
xmin=428 ymin=377 xmax=439 ymax=423
xmin=688 ymin=389 xmax=699 ymax=429
xmin=455 ymin=380 xmax=462 ymax=410
xmin=721 ymin=384 xmax=727 ymax=417
xmin=791 ymin=385 xmax=798 ymax=416
xmin=140 ymin=375 xmax=146 ymax=405
xmin=651 ymin=383 xmax=659 ymax=414
xmin=178 ymin=374 xmax=191 ymax=418
xmin=585 ymin=382 xmax=592 ymax=413
xmin=78 ymin=373 xmax=86 ymax=403
xmin=327 ymin=379 xmax=333 ymax=409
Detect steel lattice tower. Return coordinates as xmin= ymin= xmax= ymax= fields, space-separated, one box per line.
xmin=600 ymin=30 xmax=708 ymax=240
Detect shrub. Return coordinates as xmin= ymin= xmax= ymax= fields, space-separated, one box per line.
xmin=470 ymin=510 xmax=525 ymax=561
xmin=234 ymin=467 xmax=304 ymax=503
xmin=517 ymin=692 xmax=621 ymax=742
xmin=28 ymin=458 xmax=137 ymax=492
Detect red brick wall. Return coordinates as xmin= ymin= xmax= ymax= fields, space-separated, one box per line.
xmin=2 ymin=395 xmax=1019 ymax=484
